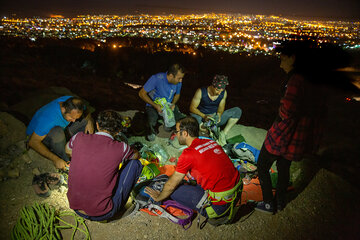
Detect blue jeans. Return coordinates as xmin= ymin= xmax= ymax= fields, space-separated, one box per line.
xmin=75 ymin=159 xmax=143 ymax=221
xmin=191 ymin=107 xmax=242 ymax=127
xmin=42 ymin=118 xmax=88 ymax=162
xmin=170 ymin=184 xmax=231 ymax=218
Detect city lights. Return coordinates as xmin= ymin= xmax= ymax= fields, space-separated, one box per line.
xmin=1 ymin=14 xmax=359 ymax=56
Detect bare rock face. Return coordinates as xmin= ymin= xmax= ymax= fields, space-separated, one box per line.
xmin=0 ymin=112 xmax=26 ymax=152
xmin=7 ymin=168 xmax=20 ymax=179
xmin=9 ymin=86 xmax=95 ymax=121
xmin=9 ymin=87 xmax=77 ymax=120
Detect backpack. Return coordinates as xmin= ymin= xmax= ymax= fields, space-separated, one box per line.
xmin=232 ymin=142 xmax=260 ymax=164
xmin=130 ymin=174 xmax=194 ymax=229
xmin=129 ymin=111 xmax=150 ymax=136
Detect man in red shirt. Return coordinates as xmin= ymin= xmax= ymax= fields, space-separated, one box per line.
xmin=145 ymin=116 xmax=241 ymax=225
xmin=66 ymin=110 xmax=142 ymax=221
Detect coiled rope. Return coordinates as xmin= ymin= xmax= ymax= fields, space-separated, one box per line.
xmin=11 ymin=202 xmax=90 ymax=240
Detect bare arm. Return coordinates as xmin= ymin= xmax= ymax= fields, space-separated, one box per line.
xmin=28 ymin=133 xmax=69 ymax=170
xmin=172 ymin=94 xmax=180 ymax=106
xmin=65 ymin=142 xmax=72 ymax=157
xmin=84 ymin=113 xmax=94 ymax=134
xmin=217 ymin=90 xmax=227 ymax=118
xmin=130 ymin=149 xmax=140 ymax=160
xmin=138 ymin=87 xmax=162 ymax=113
xmin=189 ymin=88 xmax=206 ymax=118
xmin=145 ymin=171 xmax=185 ymax=202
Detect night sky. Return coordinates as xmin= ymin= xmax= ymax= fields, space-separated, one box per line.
xmin=2 ymin=0 xmax=360 ymax=20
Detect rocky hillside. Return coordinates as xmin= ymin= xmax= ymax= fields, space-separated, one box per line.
xmin=0 ymin=88 xmax=360 ymax=239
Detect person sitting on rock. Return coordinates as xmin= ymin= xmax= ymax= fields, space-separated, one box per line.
xmin=66 ymin=110 xmax=143 ymax=222
xmin=26 ymin=96 xmax=94 ymax=170
xmin=189 ymin=75 xmax=242 ymax=146
xmin=145 ymin=116 xmax=242 ymax=226
xmin=138 ymin=63 xmax=186 ymax=141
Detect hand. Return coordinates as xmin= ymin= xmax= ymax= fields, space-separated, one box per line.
xmin=154 ymin=104 xmax=163 ymax=114
xmin=203 ymin=115 xmax=210 ymax=122
xmin=85 ymin=121 xmax=94 ymax=134
xmin=144 ymin=187 xmax=161 ymax=202
xmin=170 ymin=104 xmax=175 ymax=111
xmin=53 ymin=158 xmax=69 ymax=170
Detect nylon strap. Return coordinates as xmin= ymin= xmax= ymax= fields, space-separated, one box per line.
xmin=207 ymin=178 xmax=243 ymax=202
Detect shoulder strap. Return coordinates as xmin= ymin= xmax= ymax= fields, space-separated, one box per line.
xmin=147 ymin=202 xmax=193 ymax=230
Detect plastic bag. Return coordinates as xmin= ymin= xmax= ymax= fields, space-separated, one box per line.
xmin=151 ymin=144 xmax=170 ymax=166
xmin=155 ymin=97 xmax=175 ymax=128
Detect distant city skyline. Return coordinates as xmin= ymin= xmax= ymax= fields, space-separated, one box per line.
xmin=2 ymin=0 xmax=360 ymax=20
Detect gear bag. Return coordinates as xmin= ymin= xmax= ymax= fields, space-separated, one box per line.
xmin=130 ymin=174 xmax=194 ymax=229
xmin=232 ymin=142 xmax=260 ymax=163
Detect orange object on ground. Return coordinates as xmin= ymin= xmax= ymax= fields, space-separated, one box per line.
xmin=158 ymin=165 xmax=176 ymax=177
xmin=241 ymin=177 xmax=263 ymax=204
xmin=140 ymin=205 xmax=188 ymax=217
xmin=239 ymin=176 xmax=294 ymax=205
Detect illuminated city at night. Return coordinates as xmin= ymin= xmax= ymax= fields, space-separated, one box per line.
xmin=0 ymin=1 xmax=360 ymax=239
xmin=1 ymin=14 xmax=360 ymax=55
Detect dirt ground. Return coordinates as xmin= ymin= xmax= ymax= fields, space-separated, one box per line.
xmin=1 ymin=124 xmax=360 ymax=240
xmin=1 ymin=39 xmax=360 ymax=239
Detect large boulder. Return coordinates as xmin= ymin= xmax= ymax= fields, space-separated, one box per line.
xmin=9 ymin=86 xmax=79 ymax=121
xmin=0 ymin=112 xmax=26 ymax=152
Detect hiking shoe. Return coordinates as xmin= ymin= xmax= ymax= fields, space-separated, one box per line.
xmin=32 ymin=174 xmax=50 ymax=198
xmin=276 ymin=200 xmax=287 ymax=212
xmin=45 ymin=173 xmax=65 ymax=186
xmin=207 ymin=215 xmax=230 ymax=226
xmin=255 ymin=201 xmax=274 ymax=214
xmin=146 ymin=133 xmax=156 ymax=142
xmin=277 ymin=204 xmax=284 ymax=212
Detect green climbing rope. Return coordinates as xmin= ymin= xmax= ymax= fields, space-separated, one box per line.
xmin=11 ymin=202 xmax=90 ymax=240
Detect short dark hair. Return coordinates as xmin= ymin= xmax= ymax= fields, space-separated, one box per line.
xmin=62 ymin=97 xmax=85 ymax=114
xmin=167 ymin=63 xmax=185 ymax=77
xmin=177 ymin=116 xmax=199 ymax=138
xmin=96 ymin=110 xmax=123 ymax=136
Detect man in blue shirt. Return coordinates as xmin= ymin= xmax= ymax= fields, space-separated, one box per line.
xmin=189 ymin=75 xmax=242 ymax=146
xmin=139 ymin=64 xmax=186 ymax=141
xmin=26 ymin=96 xmax=94 ymax=170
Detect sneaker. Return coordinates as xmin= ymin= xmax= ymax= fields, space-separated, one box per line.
xmin=255 ymin=201 xmax=274 ymax=214
xmin=45 ymin=173 xmax=65 ymax=186
xmin=276 ymin=200 xmax=287 ymax=212
xmin=146 ymin=133 xmax=156 ymax=142
xmin=32 ymin=174 xmax=50 ymax=198
xmin=277 ymin=204 xmax=284 ymax=212
xmin=207 ymin=215 xmax=230 ymax=226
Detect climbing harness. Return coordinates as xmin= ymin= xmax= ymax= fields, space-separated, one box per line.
xmin=197 ymin=179 xmax=243 ymax=228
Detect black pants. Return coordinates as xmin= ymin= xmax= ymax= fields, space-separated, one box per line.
xmin=42 ymin=118 xmax=87 ymax=162
xmin=145 ymin=105 xmax=185 ymax=134
xmin=257 ymin=144 xmax=291 ymax=204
